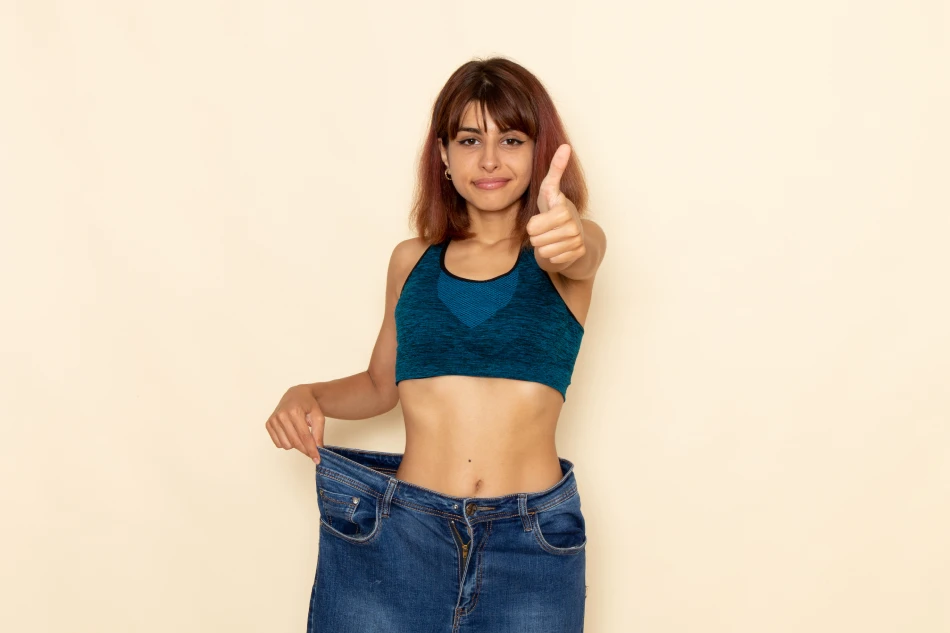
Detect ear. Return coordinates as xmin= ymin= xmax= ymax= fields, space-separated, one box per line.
xmin=438 ymin=139 xmax=448 ymax=168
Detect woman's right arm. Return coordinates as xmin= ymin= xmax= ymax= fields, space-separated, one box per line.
xmin=265 ymin=238 xmax=424 ymax=462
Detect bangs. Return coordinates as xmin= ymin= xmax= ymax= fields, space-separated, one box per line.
xmin=445 ymin=84 xmax=538 ymax=140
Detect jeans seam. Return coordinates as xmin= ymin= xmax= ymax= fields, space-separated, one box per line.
xmin=457 ymin=520 xmax=493 ymax=617
xmin=531 ymin=507 xmax=587 ymax=555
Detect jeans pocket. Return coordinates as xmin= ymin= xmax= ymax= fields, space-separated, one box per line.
xmin=315 ymin=468 xmax=383 ymax=545
xmin=531 ymin=489 xmax=588 ymax=555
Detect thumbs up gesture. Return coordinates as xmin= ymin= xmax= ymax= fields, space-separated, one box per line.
xmin=527 ymin=144 xmax=586 ymax=266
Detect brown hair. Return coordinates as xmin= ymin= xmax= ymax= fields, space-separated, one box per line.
xmin=408 ymin=56 xmax=589 ymax=249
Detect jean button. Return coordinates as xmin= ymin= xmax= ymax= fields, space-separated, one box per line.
xmin=465 ymin=502 xmax=476 ymax=516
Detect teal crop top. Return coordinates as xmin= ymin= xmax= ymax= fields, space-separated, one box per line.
xmin=394 ymin=238 xmax=584 ymax=401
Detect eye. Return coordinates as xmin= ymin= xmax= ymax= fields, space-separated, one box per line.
xmin=503 ymin=138 xmax=525 ymax=146
xmin=458 ymin=138 xmax=478 ymax=146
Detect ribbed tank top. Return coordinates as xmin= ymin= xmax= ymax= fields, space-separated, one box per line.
xmin=394 ymin=238 xmax=584 ymax=401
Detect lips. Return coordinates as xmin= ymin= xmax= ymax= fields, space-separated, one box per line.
xmin=473 ymin=178 xmax=510 ymax=190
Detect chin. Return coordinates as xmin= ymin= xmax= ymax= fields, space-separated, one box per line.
xmin=471 ymin=200 xmax=519 ymax=213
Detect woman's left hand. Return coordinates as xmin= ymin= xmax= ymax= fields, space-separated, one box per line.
xmin=527 ymin=144 xmax=586 ymax=266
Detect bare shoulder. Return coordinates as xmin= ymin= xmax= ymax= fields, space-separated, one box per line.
xmin=388 ymin=237 xmax=431 ymax=300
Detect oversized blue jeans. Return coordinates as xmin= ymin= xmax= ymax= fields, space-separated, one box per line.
xmin=307 ymin=444 xmax=588 ymax=632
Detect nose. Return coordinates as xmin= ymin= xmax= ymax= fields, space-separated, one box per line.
xmin=480 ymin=143 xmax=498 ymax=172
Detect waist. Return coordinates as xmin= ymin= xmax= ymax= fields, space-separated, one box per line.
xmin=396 ymin=376 xmax=566 ymax=496
xmin=315 ymin=444 xmax=579 ymax=516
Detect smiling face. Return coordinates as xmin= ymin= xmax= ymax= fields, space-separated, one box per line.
xmin=439 ymin=101 xmax=535 ymax=218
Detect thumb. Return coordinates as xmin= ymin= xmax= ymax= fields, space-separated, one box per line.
xmin=306 ymin=411 xmax=325 ymax=464
xmin=538 ymin=144 xmax=571 ymax=213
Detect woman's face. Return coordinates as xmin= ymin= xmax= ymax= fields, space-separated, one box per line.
xmin=439 ymin=101 xmax=535 ymax=216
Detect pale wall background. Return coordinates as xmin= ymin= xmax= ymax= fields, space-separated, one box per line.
xmin=1 ymin=1 xmax=948 ymax=631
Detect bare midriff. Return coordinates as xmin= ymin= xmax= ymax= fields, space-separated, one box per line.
xmin=394 ymin=375 xmax=567 ymax=499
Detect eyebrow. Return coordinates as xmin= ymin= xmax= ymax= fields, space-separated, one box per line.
xmin=458 ymin=126 xmax=521 ymax=135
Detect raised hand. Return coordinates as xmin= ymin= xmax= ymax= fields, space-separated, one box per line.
xmin=527 ymin=144 xmax=586 ymax=266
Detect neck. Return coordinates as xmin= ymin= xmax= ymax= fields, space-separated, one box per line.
xmin=462 ymin=204 xmax=521 ymax=245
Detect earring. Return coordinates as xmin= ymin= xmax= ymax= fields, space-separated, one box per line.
xmin=444 ymin=168 xmax=452 ymax=181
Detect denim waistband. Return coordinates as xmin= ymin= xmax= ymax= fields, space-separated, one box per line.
xmin=314 ymin=444 xmax=579 ymax=524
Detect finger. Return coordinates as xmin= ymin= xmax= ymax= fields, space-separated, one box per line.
xmin=526 ymin=207 xmax=563 ymax=237
xmin=272 ymin=420 xmax=293 ymax=450
xmin=280 ymin=411 xmax=315 ymax=458
xmin=539 ymin=144 xmax=571 ymax=211
xmin=265 ymin=419 xmax=281 ymax=448
xmin=305 ymin=412 xmax=325 ymax=463
xmin=288 ymin=409 xmax=320 ymax=459
xmin=276 ymin=411 xmax=308 ymax=454
xmin=548 ymin=245 xmax=585 ymax=264
xmin=542 ymin=144 xmax=571 ymax=192
xmin=538 ymin=235 xmax=585 ymax=261
xmin=531 ymin=220 xmax=582 ymax=248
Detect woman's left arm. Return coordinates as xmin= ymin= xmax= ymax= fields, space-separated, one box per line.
xmin=528 ymin=144 xmax=607 ymax=280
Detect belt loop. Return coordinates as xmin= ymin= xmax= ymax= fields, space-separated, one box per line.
xmin=518 ymin=493 xmax=532 ymax=532
xmin=382 ymin=478 xmax=398 ymax=518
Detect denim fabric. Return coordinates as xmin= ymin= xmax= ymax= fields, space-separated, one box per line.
xmin=307 ymin=444 xmax=588 ymax=632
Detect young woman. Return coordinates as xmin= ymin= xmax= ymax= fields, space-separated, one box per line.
xmin=265 ymin=56 xmax=607 ymax=633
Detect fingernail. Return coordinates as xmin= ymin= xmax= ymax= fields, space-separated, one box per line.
xmin=313 ymin=457 xmax=319 ymax=464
